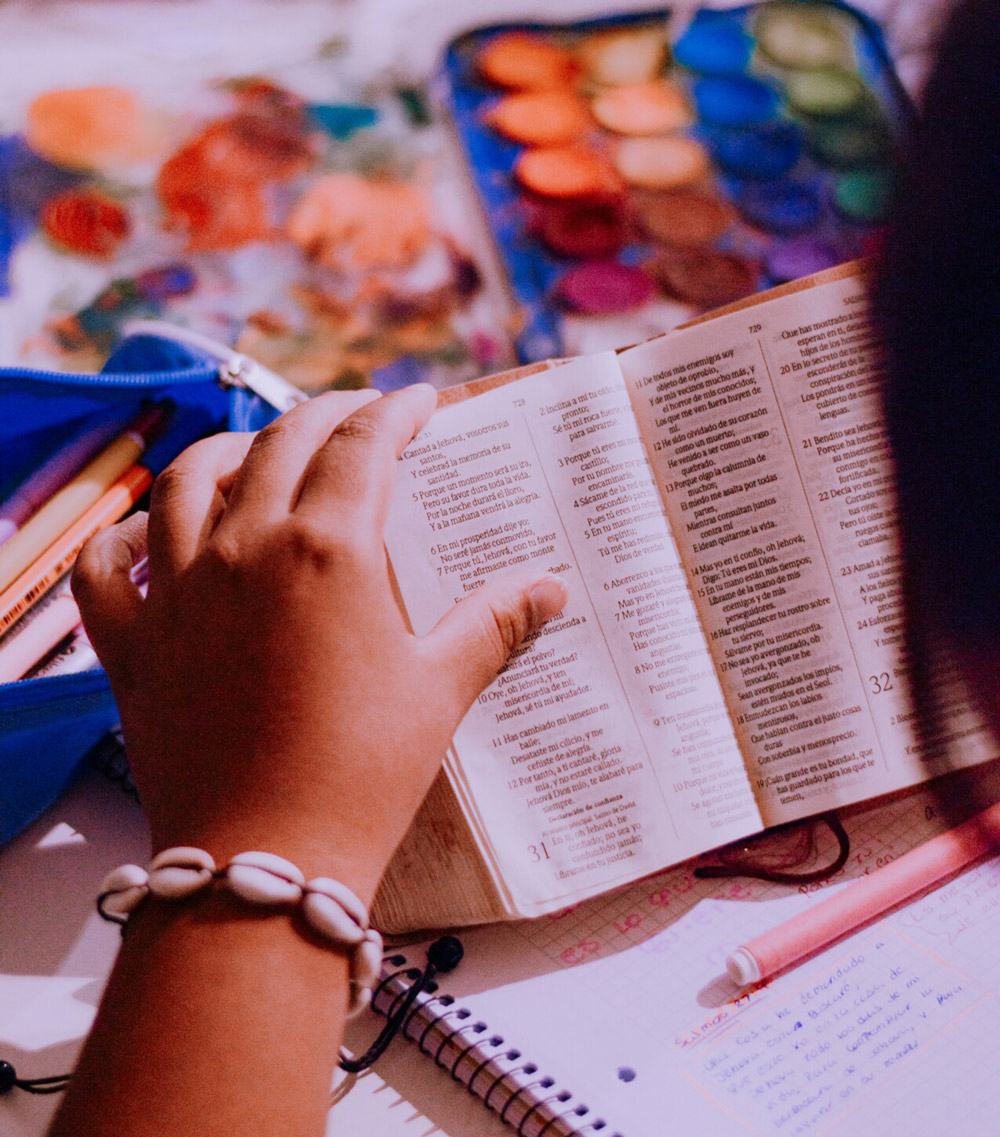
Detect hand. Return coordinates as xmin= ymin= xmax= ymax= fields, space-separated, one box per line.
xmin=72 ymin=386 xmax=567 ymax=902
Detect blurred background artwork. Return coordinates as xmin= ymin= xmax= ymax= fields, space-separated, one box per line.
xmin=0 ymin=0 xmax=952 ymax=390
xmin=0 ymin=1 xmax=519 ymax=393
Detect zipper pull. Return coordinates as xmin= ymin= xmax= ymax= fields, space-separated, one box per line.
xmin=216 ymin=353 xmax=309 ymax=414
xmin=121 ymin=319 xmax=309 ymax=414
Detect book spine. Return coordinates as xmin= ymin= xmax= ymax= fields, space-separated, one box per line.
xmin=371 ymin=952 xmax=612 ymax=1137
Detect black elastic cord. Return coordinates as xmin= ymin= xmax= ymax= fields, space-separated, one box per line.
xmin=0 ymin=1061 xmax=71 ymax=1096
xmin=694 ymin=812 xmax=850 ymax=885
xmin=339 ymin=935 xmax=463 ymax=1074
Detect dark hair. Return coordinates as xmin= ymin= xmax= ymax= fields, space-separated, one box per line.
xmin=874 ymin=0 xmax=1000 ymax=652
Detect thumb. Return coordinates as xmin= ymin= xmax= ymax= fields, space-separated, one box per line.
xmin=72 ymin=511 xmax=149 ymax=682
xmin=423 ymin=571 xmax=568 ymax=715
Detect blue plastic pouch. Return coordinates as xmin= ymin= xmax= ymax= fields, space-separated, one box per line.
xmin=0 ymin=331 xmax=285 ymax=845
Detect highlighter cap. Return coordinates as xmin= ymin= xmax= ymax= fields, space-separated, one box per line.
xmin=726 ymin=947 xmax=761 ymax=987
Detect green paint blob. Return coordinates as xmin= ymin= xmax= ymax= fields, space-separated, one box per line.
xmin=786 ymin=68 xmax=866 ymax=117
xmin=810 ymin=115 xmax=891 ymax=168
xmin=833 ymin=168 xmax=893 ymax=222
xmin=755 ymin=5 xmax=852 ymax=70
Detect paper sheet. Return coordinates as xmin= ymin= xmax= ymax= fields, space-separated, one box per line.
xmin=407 ymin=786 xmax=1000 ymax=1136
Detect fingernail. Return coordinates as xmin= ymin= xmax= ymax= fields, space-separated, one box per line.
xmin=529 ymin=575 xmax=568 ymax=627
xmin=407 ymin=382 xmax=438 ymax=407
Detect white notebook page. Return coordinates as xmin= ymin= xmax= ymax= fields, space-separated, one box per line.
xmin=396 ymin=785 xmax=1000 ymax=1136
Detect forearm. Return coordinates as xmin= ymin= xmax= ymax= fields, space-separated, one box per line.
xmin=48 ymin=892 xmax=349 ymax=1137
xmin=55 ymin=385 xmax=564 ymax=1135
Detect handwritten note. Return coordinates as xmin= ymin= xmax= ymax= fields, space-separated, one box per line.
xmin=898 ymin=858 xmax=1000 ymax=946
xmin=685 ymin=931 xmax=984 ymax=1135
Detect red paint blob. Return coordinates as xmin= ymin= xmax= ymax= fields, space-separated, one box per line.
xmin=157 ymin=89 xmax=313 ymax=252
xmin=556 ymin=260 xmax=655 ymax=314
xmin=530 ymin=196 xmax=627 ymax=259
xmin=41 ymin=188 xmax=131 ymax=257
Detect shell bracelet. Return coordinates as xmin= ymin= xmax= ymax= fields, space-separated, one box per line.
xmin=98 ymin=847 xmax=382 ymax=1017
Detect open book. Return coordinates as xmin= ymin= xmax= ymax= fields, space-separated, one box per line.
xmin=372 ymin=263 xmax=997 ymax=933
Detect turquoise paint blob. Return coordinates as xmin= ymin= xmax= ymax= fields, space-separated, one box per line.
xmin=308 ymin=103 xmax=379 ymax=140
xmin=832 ymin=168 xmax=893 ymax=223
xmin=693 ymin=75 xmax=781 ymax=127
xmin=736 ymin=179 xmax=822 ymax=234
xmin=708 ymin=120 xmax=802 ymax=180
xmin=673 ymin=14 xmax=754 ymax=76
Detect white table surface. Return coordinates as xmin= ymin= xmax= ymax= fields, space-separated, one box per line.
xmin=0 ymin=0 xmax=945 ymax=1133
xmin=0 ymin=767 xmax=511 ymax=1137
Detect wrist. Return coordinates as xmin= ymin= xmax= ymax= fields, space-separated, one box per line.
xmin=101 ymin=845 xmax=385 ymax=1022
xmin=146 ymin=821 xmax=389 ymax=908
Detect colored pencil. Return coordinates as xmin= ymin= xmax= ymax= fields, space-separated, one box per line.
xmin=0 ymin=411 xmax=131 ymax=547
xmin=0 ymin=404 xmax=166 ymax=594
xmin=0 ymin=463 xmax=152 ymax=636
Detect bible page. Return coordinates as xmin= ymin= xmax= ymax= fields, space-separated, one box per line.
xmin=621 ymin=266 xmax=996 ymax=827
xmin=385 ymin=352 xmax=761 ymax=917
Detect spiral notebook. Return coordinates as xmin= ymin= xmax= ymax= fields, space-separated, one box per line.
xmin=368 ymin=785 xmax=1000 ymax=1137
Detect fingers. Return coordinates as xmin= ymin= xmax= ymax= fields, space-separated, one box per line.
xmin=219 ymin=389 xmax=382 ymax=529
xmin=293 ymin=384 xmax=437 ymax=529
xmin=147 ymin=433 xmax=256 ymax=575
xmin=421 ymin=571 xmax=568 ymax=716
xmin=72 ymin=512 xmax=149 ymax=678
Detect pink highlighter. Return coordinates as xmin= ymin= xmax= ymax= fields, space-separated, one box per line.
xmin=727 ymin=801 xmax=1000 ymax=986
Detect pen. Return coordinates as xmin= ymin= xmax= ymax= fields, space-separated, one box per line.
xmin=726 ymin=801 xmax=1000 ymax=986
xmin=26 ymin=561 xmax=148 ymax=680
xmin=26 ymin=627 xmax=99 ymax=679
xmin=0 ymin=463 xmax=152 ymax=636
xmin=0 ymin=404 xmax=167 ymax=594
xmin=0 ymin=578 xmax=81 ymax=683
xmin=0 ymin=410 xmax=132 ymax=547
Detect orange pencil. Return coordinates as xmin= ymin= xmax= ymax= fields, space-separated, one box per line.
xmin=0 ymin=463 xmax=152 ymax=636
xmin=0 ymin=404 xmax=165 ymax=594
xmin=727 ymin=802 xmax=1000 ymax=985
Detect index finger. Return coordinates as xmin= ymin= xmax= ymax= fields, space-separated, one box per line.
xmin=292 ymin=384 xmax=437 ymax=527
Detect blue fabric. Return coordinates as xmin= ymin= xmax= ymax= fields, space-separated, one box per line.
xmin=0 ymin=334 xmax=281 ymax=845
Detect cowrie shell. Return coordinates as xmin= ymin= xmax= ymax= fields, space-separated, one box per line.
xmin=347 ymin=984 xmax=373 ymax=1019
xmin=100 ymin=863 xmax=149 ymax=895
xmin=353 ymin=929 xmax=384 ymax=991
xmin=226 ymin=852 xmax=304 ymax=905
xmin=150 ymin=847 xmax=216 ymax=872
xmin=148 ymin=847 xmax=216 ymax=898
xmin=305 ymin=877 xmax=367 ymax=928
xmin=302 ymin=892 xmax=366 ymax=946
xmin=101 ymin=884 xmax=149 ymax=918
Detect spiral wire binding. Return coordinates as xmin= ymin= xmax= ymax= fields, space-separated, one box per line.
xmin=372 ymin=947 xmax=621 ymax=1137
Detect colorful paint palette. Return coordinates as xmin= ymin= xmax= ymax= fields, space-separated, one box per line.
xmin=444 ymin=2 xmax=911 ymax=361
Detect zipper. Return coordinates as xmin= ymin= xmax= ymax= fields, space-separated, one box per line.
xmin=0 ymin=326 xmax=306 ymax=694
xmin=2 ymin=361 xmax=219 ymax=388
xmin=4 ymin=323 xmax=309 ymax=415
xmin=123 ymin=320 xmax=309 ymax=414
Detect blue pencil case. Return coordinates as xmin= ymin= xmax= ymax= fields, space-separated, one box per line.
xmin=0 ymin=330 xmax=286 ymax=846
